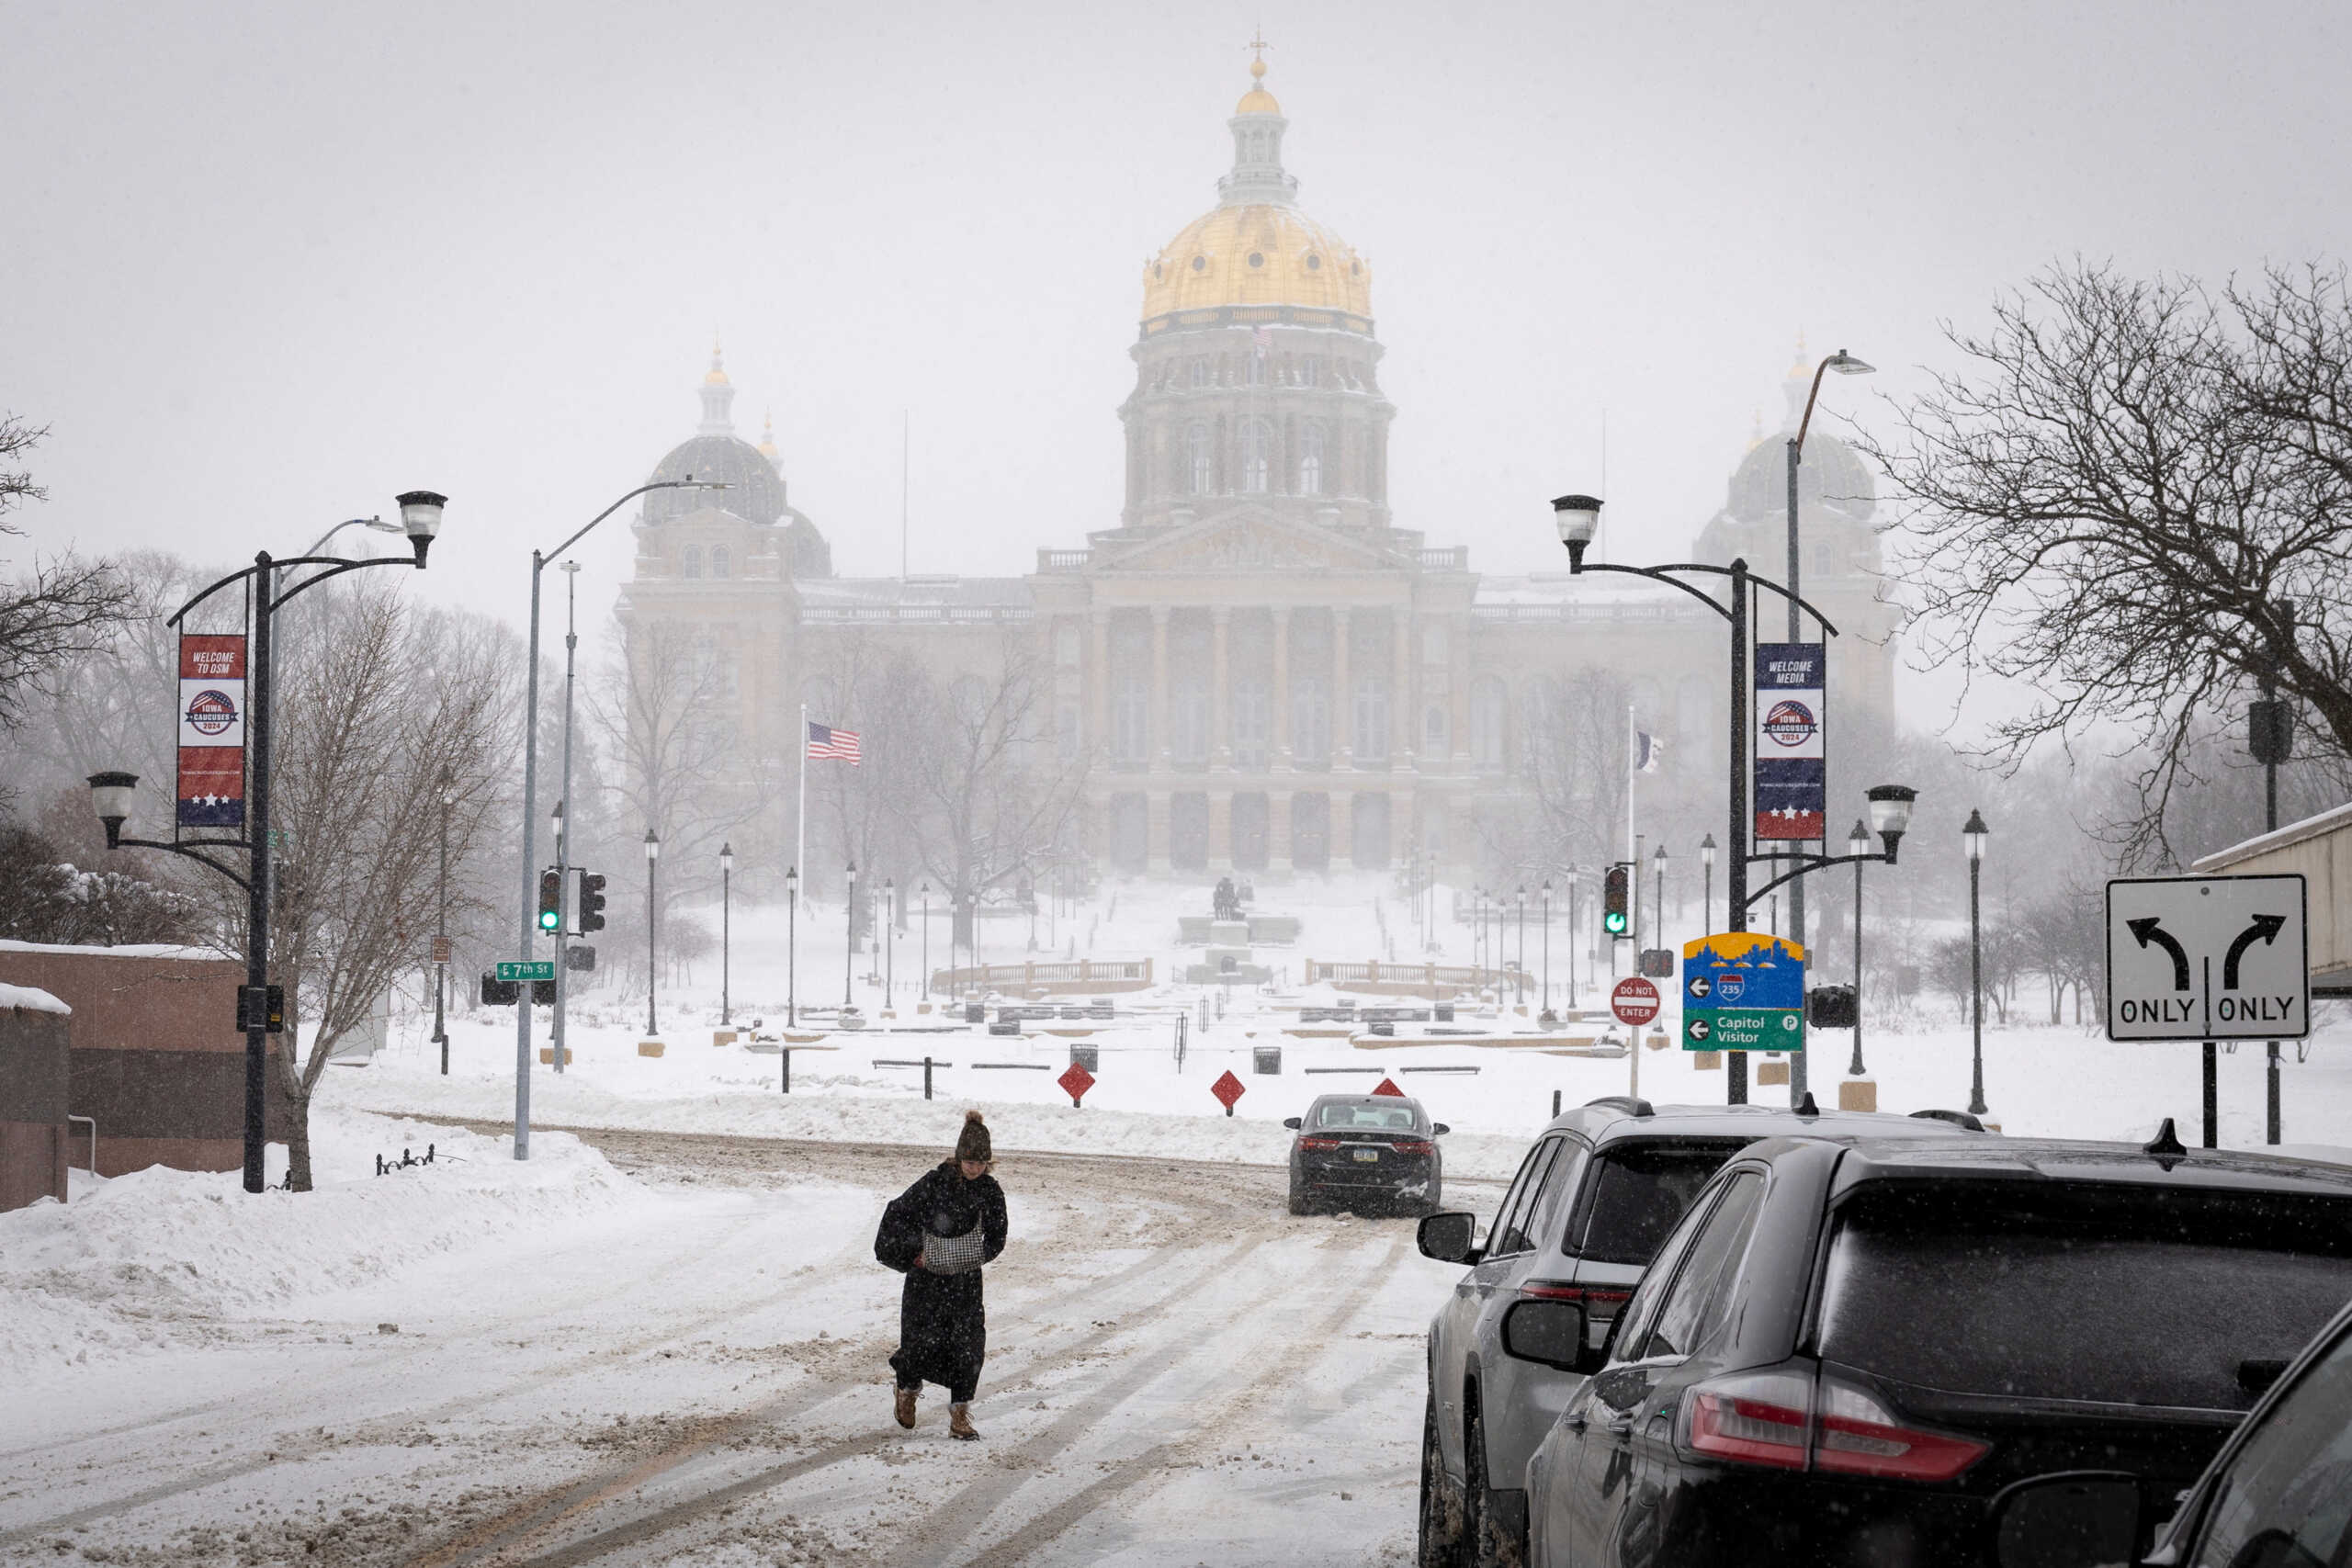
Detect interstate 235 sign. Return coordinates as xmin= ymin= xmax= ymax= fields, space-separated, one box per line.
xmin=1681 ymin=931 xmax=1806 ymax=1053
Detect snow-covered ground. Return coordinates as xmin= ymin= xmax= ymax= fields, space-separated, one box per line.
xmin=6 ymin=875 xmax=2348 ymax=1563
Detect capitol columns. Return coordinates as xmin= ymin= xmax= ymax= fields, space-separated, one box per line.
xmin=1391 ymin=604 xmax=1412 ymax=767
xmin=1271 ymin=604 xmax=1294 ymax=770
xmin=1148 ymin=604 xmax=1171 ymax=771
xmin=1210 ymin=605 xmax=1233 ymax=768
xmin=1330 ymin=605 xmax=1352 ymax=769
xmin=1088 ymin=607 xmax=1112 ymax=768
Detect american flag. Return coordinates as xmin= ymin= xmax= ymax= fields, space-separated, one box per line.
xmin=806 ymin=720 xmax=862 ymax=764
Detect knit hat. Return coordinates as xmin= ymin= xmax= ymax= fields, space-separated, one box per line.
xmin=955 ymin=1109 xmax=992 ymax=1164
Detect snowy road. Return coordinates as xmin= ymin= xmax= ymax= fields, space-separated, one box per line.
xmin=0 ymin=1128 xmax=1498 ymax=1567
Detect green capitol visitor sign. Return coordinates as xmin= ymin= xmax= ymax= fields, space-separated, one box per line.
xmin=1681 ymin=932 xmax=1805 ymax=1053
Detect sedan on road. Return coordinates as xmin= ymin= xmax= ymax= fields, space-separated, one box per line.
xmin=1284 ymin=1094 xmax=1446 ymax=1215
xmin=1519 ymin=1127 xmax=2352 ymax=1568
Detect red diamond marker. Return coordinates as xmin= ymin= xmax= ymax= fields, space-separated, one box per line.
xmin=1372 ymin=1077 xmax=1406 ymax=1098
xmin=1211 ymin=1068 xmax=1245 ymax=1116
xmin=1057 ymin=1061 xmax=1094 ymax=1108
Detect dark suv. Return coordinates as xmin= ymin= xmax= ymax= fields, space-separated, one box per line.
xmin=1520 ymin=1130 xmax=2352 ymax=1567
xmin=1414 ymin=1097 xmax=1983 ymax=1568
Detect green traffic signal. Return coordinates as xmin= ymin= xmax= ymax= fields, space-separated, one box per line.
xmin=1602 ymin=863 xmax=1631 ymax=936
xmin=537 ymin=868 xmax=562 ymax=932
xmin=1603 ymin=909 xmax=1628 ymax=935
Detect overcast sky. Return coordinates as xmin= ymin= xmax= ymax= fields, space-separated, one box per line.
xmin=6 ymin=0 xmax=2348 ymax=728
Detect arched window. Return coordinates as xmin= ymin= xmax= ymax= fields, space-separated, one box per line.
xmin=681 ymin=544 xmax=703 ymax=580
xmin=1186 ymin=423 xmax=1212 ymax=494
xmin=1190 ymin=358 xmax=1210 ymax=389
xmin=1425 ymin=705 xmax=1448 ymax=752
xmin=1241 ymin=421 xmax=1271 ymax=494
xmin=1470 ymin=677 xmax=1508 ymax=773
xmin=710 ymin=545 xmax=730 ymax=580
xmin=1299 ymin=424 xmax=1325 ymax=495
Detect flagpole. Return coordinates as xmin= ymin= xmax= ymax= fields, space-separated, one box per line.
xmin=797 ymin=704 xmax=808 ymax=922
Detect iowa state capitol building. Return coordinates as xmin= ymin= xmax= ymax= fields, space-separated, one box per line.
xmin=618 ymin=57 xmax=1899 ymax=882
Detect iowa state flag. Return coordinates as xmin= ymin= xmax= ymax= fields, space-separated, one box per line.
xmin=177 ymin=633 xmax=247 ymax=829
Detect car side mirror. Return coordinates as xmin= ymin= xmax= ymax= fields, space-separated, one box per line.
xmin=1417 ymin=1210 xmax=1479 ymax=1264
xmin=1987 ymin=1472 xmax=2148 ymax=1568
xmin=1501 ymin=1298 xmax=1607 ymax=1376
xmin=1283 ymin=1117 xmax=1302 ymax=1131
xmin=1432 ymin=1122 xmax=1450 ymax=1135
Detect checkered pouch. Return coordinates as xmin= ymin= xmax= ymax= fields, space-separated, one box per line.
xmin=923 ymin=1224 xmax=987 ymax=1275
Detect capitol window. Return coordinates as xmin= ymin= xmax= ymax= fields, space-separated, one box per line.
xmin=1299 ymin=424 xmax=1324 ymax=494
xmin=681 ymin=544 xmax=703 ymax=580
xmin=1246 ymin=352 xmax=1266 ymax=387
xmin=1190 ymin=357 xmax=1209 ymax=388
xmin=1186 ymin=423 xmax=1212 ymax=494
xmin=1241 ymin=420 xmax=1272 ymax=494
xmin=1470 ymin=677 xmax=1507 ymax=773
xmin=1301 ymin=356 xmax=1319 ymax=387
xmin=710 ymin=545 xmax=730 ymax=580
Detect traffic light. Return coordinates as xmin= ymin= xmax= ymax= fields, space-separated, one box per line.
xmin=576 ymin=870 xmax=606 ymax=933
xmin=1602 ymin=864 xmax=1631 ymax=936
xmin=481 ymin=971 xmax=519 ymax=1006
xmin=537 ymin=869 xmax=562 ymax=933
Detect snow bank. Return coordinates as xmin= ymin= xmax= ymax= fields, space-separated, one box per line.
xmin=0 ymin=981 xmax=69 ymax=1013
xmin=0 ymin=1105 xmax=644 ymax=1371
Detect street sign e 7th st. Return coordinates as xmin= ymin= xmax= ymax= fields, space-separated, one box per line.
xmin=2105 ymin=874 xmax=2308 ymax=1042
xmin=496 ymin=960 xmax=557 ymax=983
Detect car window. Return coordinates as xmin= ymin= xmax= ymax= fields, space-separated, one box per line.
xmin=1315 ymin=1102 xmax=1420 ymax=1130
xmin=1571 ymin=1139 xmax=1751 ymax=1264
xmin=1532 ymin=1144 xmax=1591 ymax=1255
xmin=1630 ymin=1172 xmax=1765 ymax=1361
xmin=1817 ymin=1184 xmax=2352 ymax=1410
xmin=1487 ymin=1137 xmax=1562 ymax=1258
xmin=2187 ymin=1319 xmax=2352 ymax=1568
xmin=1607 ymin=1180 xmax=1726 ymax=1363
xmin=1497 ymin=1139 xmax=1582 ymax=1258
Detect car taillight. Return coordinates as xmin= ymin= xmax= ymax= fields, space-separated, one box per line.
xmin=1813 ymin=1378 xmax=1989 ymax=1482
xmin=1393 ymin=1140 xmax=1434 ymax=1156
xmin=1298 ymin=1137 xmax=1340 ymax=1150
xmin=1678 ymin=1370 xmax=1988 ymax=1483
xmin=1518 ymin=1281 xmax=1635 ymax=1308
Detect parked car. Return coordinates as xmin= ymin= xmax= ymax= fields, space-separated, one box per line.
xmin=1987 ymin=1292 xmax=2352 ymax=1568
xmin=1518 ymin=1126 xmax=2352 ymax=1568
xmin=1416 ymin=1095 xmax=1984 ymax=1568
xmin=1284 ymin=1093 xmax=1447 ymax=1215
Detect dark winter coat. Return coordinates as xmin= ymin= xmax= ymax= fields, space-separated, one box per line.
xmin=876 ymin=1161 xmax=1008 ymax=1403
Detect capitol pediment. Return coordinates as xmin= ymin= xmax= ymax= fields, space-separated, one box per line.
xmin=1095 ymin=512 xmax=1403 ymax=575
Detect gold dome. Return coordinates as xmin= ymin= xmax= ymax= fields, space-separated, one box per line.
xmin=1141 ymin=205 xmax=1370 ymax=322
xmin=704 ymin=335 xmax=729 ymax=387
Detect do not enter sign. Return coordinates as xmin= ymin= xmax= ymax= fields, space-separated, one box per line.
xmin=1611 ymin=976 xmax=1661 ymax=1028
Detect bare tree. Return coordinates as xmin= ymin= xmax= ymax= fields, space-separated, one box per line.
xmin=0 ymin=414 xmax=133 ymax=754
xmin=1869 ymin=261 xmax=2352 ymax=865
xmin=259 ymin=588 xmax=521 ymax=1189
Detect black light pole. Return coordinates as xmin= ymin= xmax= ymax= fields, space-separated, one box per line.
xmin=1652 ymin=844 xmax=1668 ymax=952
xmin=90 ymin=491 xmax=446 ymax=1193
xmin=1515 ymin=886 xmax=1526 ymax=1001
xmin=1566 ymin=870 xmax=1577 ymax=1010
xmin=2251 ymin=656 xmax=2292 ymax=1144
xmin=644 ymin=829 xmax=661 ymax=1036
xmin=844 ymin=862 xmax=858 ymax=1008
xmin=786 ymin=865 xmax=799 ymax=1027
xmin=885 ymin=876 xmax=896 ymax=1003
xmin=1847 ymin=818 xmax=1870 ymax=1077
xmin=1541 ymin=879 xmax=1553 ymax=1015
xmin=720 ymin=841 xmax=734 ymax=1026
xmin=1700 ymin=833 xmax=1717 ymax=932
xmin=920 ymin=881 xmax=931 ymax=1000
xmin=436 ymin=765 xmax=453 ymax=1075
xmin=1963 ymin=808 xmax=1988 ymax=1117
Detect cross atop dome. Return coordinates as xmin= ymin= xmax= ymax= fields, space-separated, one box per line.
xmin=1222 ymin=39 xmax=1294 ymax=205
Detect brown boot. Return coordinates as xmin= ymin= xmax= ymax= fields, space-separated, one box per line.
xmin=949 ymin=1403 xmax=978 ymax=1441
xmin=894 ymin=1386 xmax=918 ymax=1429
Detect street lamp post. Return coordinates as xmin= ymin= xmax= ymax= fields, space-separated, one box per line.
xmin=644 ymin=829 xmax=661 ymax=1037
xmin=1963 ymin=808 xmax=1989 ymax=1117
xmin=844 ymin=863 xmax=858 ymax=1008
xmin=1515 ymin=886 xmax=1526 ymax=1003
xmin=1653 ymin=844 xmax=1668 ymax=953
xmin=1540 ymin=880 xmax=1553 ymax=1016
xmin=786 ymin=866 xmax=799 ymax=1027
xmin=1847 ymin=818 xmax=1871 ymax=1078
xmin=1701 ymin=833 xmax=1717 ymax=933
xmin=1551 ymin=491 xmax=1914 ymax=1105
xmin=1566 ymin=869 xmax=1578 ymax=1010
xmin=88 ymin=491 xmax=446 ymax=1193
xmin=885 ymin=877 xmax=896 ymax=1003
xmin=511 ymin=477 xmax=723 ymax=1159
xmin=1783 ymin=350 xmax=1873 ymax=1107
xmin=920 ymin=881 xmax=931 ymax=1000
xmin=550 ymin=798 xmax=568 ymax=1074
xmin=720 ymin=842 xmax=734 ymax=1026
xmin=435 ymin=766 xmax=453 ymax=1076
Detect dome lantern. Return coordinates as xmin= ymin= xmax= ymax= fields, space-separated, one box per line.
xmin=699 ymin=335 xmax=736 ymax=435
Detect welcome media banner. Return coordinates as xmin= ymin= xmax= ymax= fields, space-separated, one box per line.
xmin=177 ymin=633 xmax=247 ymax=829
xmin=1754 ymin=641 xmax=1826 ymax=840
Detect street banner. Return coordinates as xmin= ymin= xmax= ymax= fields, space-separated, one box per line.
xmin=1681 ymin=931 xmax=1806 ymax=1052
xmin=1754 ymin=642 xmax=1826 ymax=840
xmin=176 ymin=632 xmax=247 ymax=830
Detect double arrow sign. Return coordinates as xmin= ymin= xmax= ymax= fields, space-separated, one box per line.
xmin=2107 ymin=875 xmax=2308 ymax=1042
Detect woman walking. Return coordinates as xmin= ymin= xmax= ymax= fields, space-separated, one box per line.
xmin=876 ymin=1111 xmax=1008 ymax=1438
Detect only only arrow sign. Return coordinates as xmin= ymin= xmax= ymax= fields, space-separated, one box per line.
xmin=2107 ymin=874 xmax=2309 ymax=1042
xmin=2222 ymin=913 xmax=2288 ymax=990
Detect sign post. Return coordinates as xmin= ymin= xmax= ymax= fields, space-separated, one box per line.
xmin=1681 ymin=933 xmax=1805 ymax=1055
xmin=2106 ymin=874 xmax=2309 ymax=1149
xmin=1612 ymin=976 xmax=1661 ymax=1100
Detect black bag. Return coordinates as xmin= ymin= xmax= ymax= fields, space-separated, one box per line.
xmin=875 ymin=1192 xmax=923 ymax=1273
